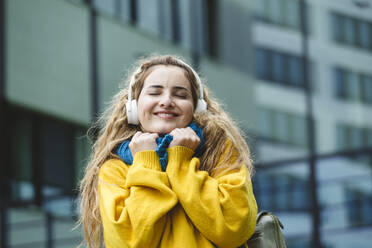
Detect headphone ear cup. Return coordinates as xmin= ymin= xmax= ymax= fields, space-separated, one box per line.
xmin=126 ymin=100 xmax=139 ymax=124
xmin=195 ymin=99 xmax=207 ymax=113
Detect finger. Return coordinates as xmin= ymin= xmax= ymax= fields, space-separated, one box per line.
xmin=170 ymin=128 xmax=180 ymax=136
xmin=150 ymin=133 xmax=159 ymax=138
xmin=141 ymin=132 xmax=157 ymax=138
xmin=132 ymin=131 xmax=142 ymax=139
xmin=186 ymin=127 xmax=198 ymax=136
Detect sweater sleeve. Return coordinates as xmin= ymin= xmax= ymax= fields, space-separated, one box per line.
xmin=165 ymin=146 xmax=257 ymax=248
xmin=98 ymin=151 xmax=178 ymax=248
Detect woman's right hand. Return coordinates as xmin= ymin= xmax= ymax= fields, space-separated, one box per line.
xmin=129 ymin=131 xmax=159 ymax=156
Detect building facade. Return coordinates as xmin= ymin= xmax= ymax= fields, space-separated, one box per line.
xmin=0 ymin=0 xmax=371 ymax=247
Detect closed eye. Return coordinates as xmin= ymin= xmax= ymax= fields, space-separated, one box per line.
xmin=175 ymin=94 xmax=187 ymax=99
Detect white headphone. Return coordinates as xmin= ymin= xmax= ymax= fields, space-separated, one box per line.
xmin=126 ymin=60 xmax=207 ymax=125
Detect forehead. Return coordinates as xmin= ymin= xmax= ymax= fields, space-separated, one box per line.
xmin=143 ymin=65 xmax=191 ymax=89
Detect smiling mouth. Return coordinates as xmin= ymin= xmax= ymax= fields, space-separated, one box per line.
xmin=154 ymin=112 xmax=179 ymax=119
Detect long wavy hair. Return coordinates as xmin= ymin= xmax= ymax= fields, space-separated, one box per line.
xmin=78 ymin=55 xmax=254 ymax=248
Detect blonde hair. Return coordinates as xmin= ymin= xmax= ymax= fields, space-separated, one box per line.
xmin=78 ymin=55 xmax=254 ymax=248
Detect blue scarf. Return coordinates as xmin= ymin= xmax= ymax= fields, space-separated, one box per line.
xmin=116 ymin=123 xmax=204 ymax=171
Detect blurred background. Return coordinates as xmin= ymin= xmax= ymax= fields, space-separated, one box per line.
xmin=0 ymin=0 xmax=372 ymax=247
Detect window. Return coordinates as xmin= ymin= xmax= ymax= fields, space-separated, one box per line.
xmin=366 ymin=129 xmax=372 ymax=147
xmin=255 ymin=48 xmax=269 ymax=79
xmin=267 ymin=0 xmax=281 ymax=24
xmin=344 ymin=17 xmax=356 ymax=46
xmin=10 ymin=112 xmax=34 ymax=202
xmin=350 ymin=128 xmax=364 ymax=149
xmin=285 ymin=0 xmax=300 ymax=29
xmin=41 ymin=119 xmax=75 ymax=197
xmin=258 ymin=108 xmax=274 ymax=138
xmin=334 ymin=67 xmax=347 ymax=98
xmin=92 ymin=0 xmax=131 ymax=21
xmin=254 ymin=0 xmax=305 ymax=31
xmin=7 ymin=105 xmax=90 ymax=207
xmin=206 ymin=0 xmax=218 ymax=57
xmin=361 ymin=75 xmax=372 ymax=104
xmin=346 ymin=72 xmax=360 ymax=101
xmin=331 ymin=12 xmax=372 ymax=52
xmin=359 ymin=22 xmax=371 ymax=49
xmin=292 ymin=115 xmax=307 ymax=146
xmin=336 ymin=125 xmax=348 ymax=150
xmin=288 ymin=56 xmax=304 ymax=87
xmin=336 ymin=124 xmax=372 ymax=149
xmin=272 ymin=52 xmax=285 ymax=83
xmin=332 ymin=13 xmax=344 ymax=42
xmin=74 ymin=128 xmax=90 ymax=187
xmin=333 ymin=67 xmax=372 ymax=104
xmin=275 ymin=112 xmax=290 ymax=143
xmin=254 ymin=0 xmax=266 ymax=21
xmin=255 ymin=47 xmax=308 ymax=88
xmin=258 ymin=107 xmax=307 ymax=147
xmin=93 ymin=0 xmax=117 ymax=16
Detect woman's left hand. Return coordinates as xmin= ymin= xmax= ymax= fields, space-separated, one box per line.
xmin=169 ymin=127 xmax=200 ymax=151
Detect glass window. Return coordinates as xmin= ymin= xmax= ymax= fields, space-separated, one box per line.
xmin=255 ymin=161 xmax=311 ymax=244
xmin=345 ymin=70 xmax=361 ymax=101
xmin=258 ymin=108 xmax=274 ymax=138
xmin=158 ymin=0 xmax=173 ymax=41
xmin=285 ymin=0 xmax=300 ymax=29
xmin=10 ymin=113 xmax=34 ymax=201
xmin=275 ymin=112 xmax=290 ymax=143
xmin=137 ymin=0 xmax=160 ymax=35
xmin=334 ymin=68 xmax=346 ymax=99
xmin=41 ymin=119 xmax=74 ymax=197
xmin=74 ymin=128 xmax=90 ymax=188
xmin=254 ymin=0 xmax=266 ymax=20
xmin=350 ymin=127 xmax=363 ymax=149
xmin=363 ymin=197 xmax=372 ymax=224
xmin=93 ymin=0 xmax=116 ymax=16
xmin=292 ymin=115 xmax=307 ymax=147
xmin=288 ymin=56 xmax=303 ymax=86
xmin=331 ymin=14 xmax=344 ymax=42
xmin=336 ymin=125 xmax=348 ymax=150
xmin=255 ymin=48 xmax=268 ymax=79
xmin=361 ymin=75 xmax=372 ymax=103
xmin=118 ymin=0 xmax=131 ymax=21
xmin=272 ymin=52 xmax=285 ymax=83
xmin=318 ymin=154 xmax=372 ymax=247
xmin=344 ymin=17 xmax=356 ymax=46
xmin=366 ymin=129 xmax=372 ymax=147
xmin=267 ymin=0 xmax=281 ymax=24
xmin=359 ymin=22 xmax=371 ymax=49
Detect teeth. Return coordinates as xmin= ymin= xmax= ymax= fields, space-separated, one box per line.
xmin=157 ymin=113 xmax=175 ymax=117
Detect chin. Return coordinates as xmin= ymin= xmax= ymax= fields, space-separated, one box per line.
xmin=156 ymin=127 xmax=175 ymax=135
xmin=151 ymin=123 xmax=179 ymax=134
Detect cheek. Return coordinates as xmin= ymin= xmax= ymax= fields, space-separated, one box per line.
xmin=183 ymin=103 xmax=194 ymax=120
xmin=137 ymin=97 xmax=153 ymax=119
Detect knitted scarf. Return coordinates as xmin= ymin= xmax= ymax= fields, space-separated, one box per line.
xmin=116 ymin=123 xmax=204 ymax=171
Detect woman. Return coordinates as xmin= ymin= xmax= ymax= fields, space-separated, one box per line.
xmin=78 ymin=55 xmax=257 ymax=248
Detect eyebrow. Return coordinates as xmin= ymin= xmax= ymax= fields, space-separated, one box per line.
xmin=147 ymin=84 xmax=190 ymax=92
xmin=147 ymin=85 xmax=163 ymax=89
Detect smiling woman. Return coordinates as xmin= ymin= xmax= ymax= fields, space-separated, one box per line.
xmin=78 ymin=55 xmax=257 ymax=248
xmin=137 ymin=65 xmax=194 ymax=134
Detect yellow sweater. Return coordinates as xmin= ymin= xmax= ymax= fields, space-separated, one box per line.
xmin=98 ymin=146 xmax=257 ymax=248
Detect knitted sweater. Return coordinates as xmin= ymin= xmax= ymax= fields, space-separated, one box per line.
xmin=98 ymin=145 xmax=257 ymax=248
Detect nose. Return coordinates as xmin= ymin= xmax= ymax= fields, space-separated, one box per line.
xmin=159 ymin=93 xmax=174 ymax=108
